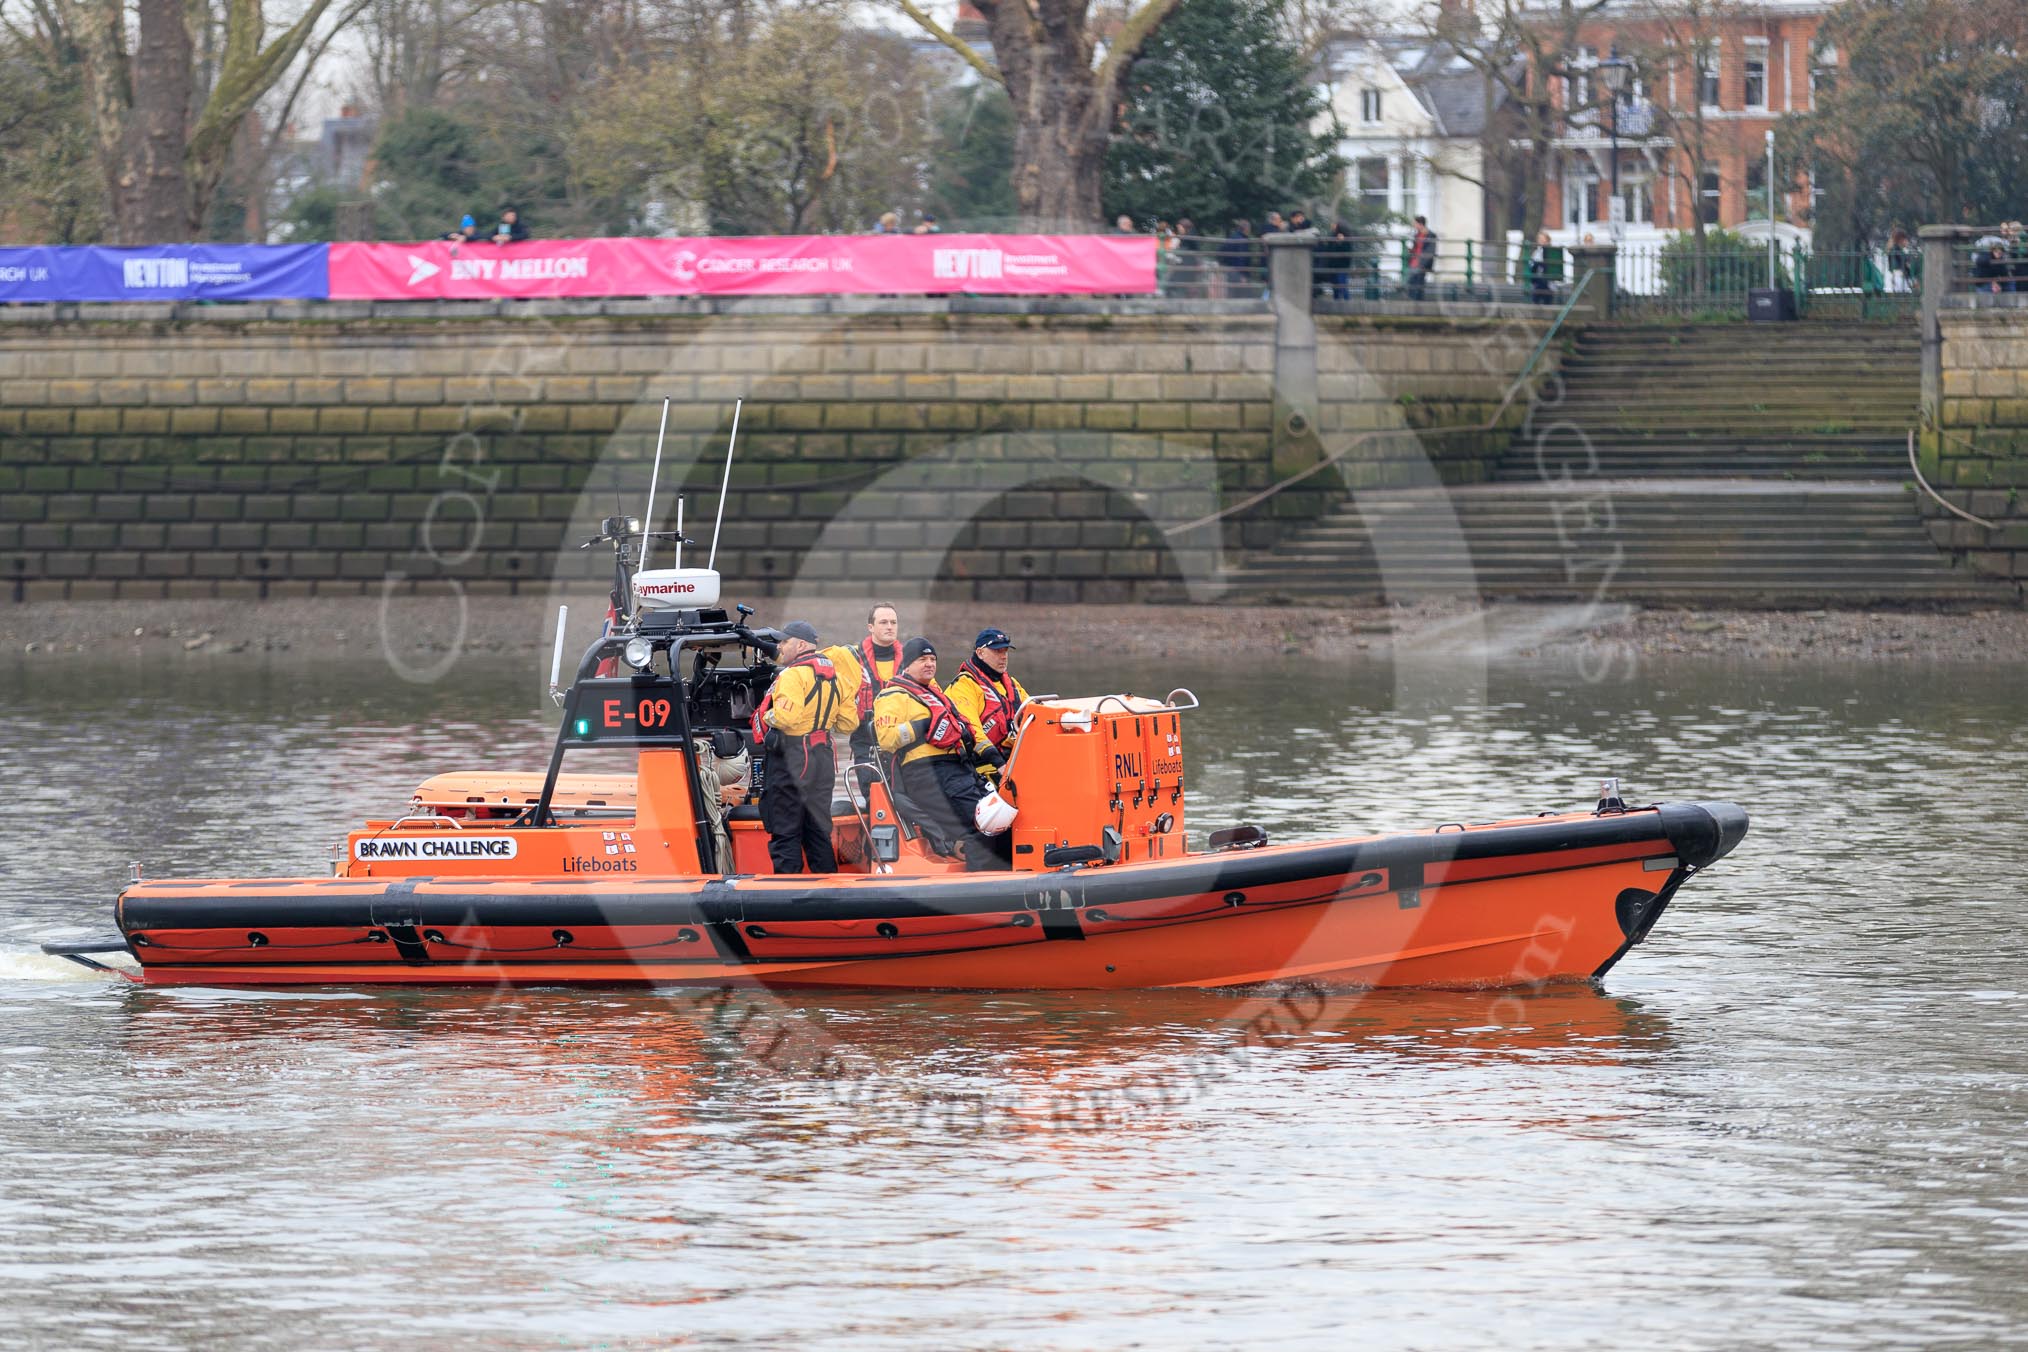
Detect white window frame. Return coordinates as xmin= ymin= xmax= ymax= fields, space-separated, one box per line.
xmin=1360 ymin=87 xmax=1384 ymax=123
xmin=1620 ymin=172 xmax=1654 ymax=226
xmin=1356 ymin=156 xmax=1391 ymax=211
xmin=1697 ymin=42 xmax=1721 ymax=110
xmin=1743 ymin=37 xmax=1769 ymax=111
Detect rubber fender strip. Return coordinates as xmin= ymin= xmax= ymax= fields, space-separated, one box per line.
xmin=129 ymin=931 xmax=387 ymax=953
xmin=428 ymin=933 xmax=705 ymax=954
xmin=744 ymin=916 xmax=1035 ymax=942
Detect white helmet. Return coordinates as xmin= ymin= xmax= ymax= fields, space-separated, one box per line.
xmin=974 ymin=787 xmax=1017 ymax=836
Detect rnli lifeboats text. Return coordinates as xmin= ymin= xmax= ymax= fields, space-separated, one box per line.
xmin=354 ymin=835 xmax=519 ymax=861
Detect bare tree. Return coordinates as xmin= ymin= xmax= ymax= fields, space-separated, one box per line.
xmin=56 ymin=0 xmax=364 ymax=241
xmin=1614 ymin=0 xmax=1749 ymax=252
xmin=892 ymin=0 xmax=1186 ymax=225
xmin=1419 ymin=0 xmax=1612 ymax=243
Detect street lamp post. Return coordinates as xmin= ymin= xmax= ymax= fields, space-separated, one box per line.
xmin=1597 ymin=57 xmax=1633 ymax=241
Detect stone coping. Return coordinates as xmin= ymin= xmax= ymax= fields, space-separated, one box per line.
xmin=0 ymin=294 xmax=1534 ymax=326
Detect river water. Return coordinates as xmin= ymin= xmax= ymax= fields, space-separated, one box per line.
xmin=2 ymin=645 xmax=2024 ymax=1349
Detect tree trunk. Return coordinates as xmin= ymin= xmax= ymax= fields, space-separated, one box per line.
xmin=118 ymin=0 xmax=198 ymax=243
xmin=1007 ymin=93 xmax=1108 ymax=227
xmin=980 ymin=1 xmax=1113 ymax=228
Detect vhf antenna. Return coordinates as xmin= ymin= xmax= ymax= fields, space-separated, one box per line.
xmin=637 ymin=396 xmax=672 ymax=578
xmin=707 ymin=398 xmax=742 ymax=572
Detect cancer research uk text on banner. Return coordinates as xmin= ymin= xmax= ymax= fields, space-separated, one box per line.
xmin=0 ymin=244 xmax=328 ymax=303
xmin=326 ymin=235 xmax=1158 ymax=300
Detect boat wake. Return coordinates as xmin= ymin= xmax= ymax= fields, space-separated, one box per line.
xmin=0 ymin=944 xmax=128 ymax=983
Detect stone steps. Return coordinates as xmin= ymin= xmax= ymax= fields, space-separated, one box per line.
xmin=1225 ymin=317 xmax=1991 ymax=603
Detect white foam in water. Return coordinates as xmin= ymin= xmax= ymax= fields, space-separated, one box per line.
xmin=0 ymin=945 xmax=131 ymax=983
xmin=155 ymin=987 xmax=366 ymax=1003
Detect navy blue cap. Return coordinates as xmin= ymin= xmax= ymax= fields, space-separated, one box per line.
xmin=781 ymin=620 xmax=819 ymax=643
xmin=973 ymin=628 xmax=1014 ymax=650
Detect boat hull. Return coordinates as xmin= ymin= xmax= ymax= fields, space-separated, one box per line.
xmin=109 ymin=802 xmax=1745 ymax=990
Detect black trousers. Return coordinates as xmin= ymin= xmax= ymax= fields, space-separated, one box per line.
xmin=900 ymin=756 xmax=1009 ymax=872
xmin=761 ymin=736 xmax=836 ymax=874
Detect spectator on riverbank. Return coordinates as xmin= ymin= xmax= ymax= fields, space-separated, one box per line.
xmin=1115 ymin=214 xmax=1137 ymax=233
xmin=1157 ymin=230 xmax=1184 ymax=294
xmin=1167 ymin=217 xmax=1207 ymax=298
xmin=873 ymin=211 xmax=902 ymax=234
xmin=1220 ymin=219 xmax=1257 ymax=299
xmin=912 ymin=213 xmax=941 ymax=235
xmin=491 ymin=208 xmax=528 ymax=244
xmin=1528 ymin=230 xmax=1563 ymax=305
xmin=1317 ymin=222 xmax=1353 ymax=299
xmin=1886 ymin=227 xmax=1914 ymax=294
xmin=443 ymin=214 xmax=479 ymax=243
xmin=1407 ymin=215 xmax=1437 ymax=300
xmin=1973 ymin=241 xmax=2010 ymax=293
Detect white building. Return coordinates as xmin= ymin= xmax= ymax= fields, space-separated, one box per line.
xmin=1317 ymin=36 xmax=1504 ymax=243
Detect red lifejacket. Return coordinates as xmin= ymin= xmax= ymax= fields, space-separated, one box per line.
xmin=958 ymin=658 xmax=1020 ymax=749
xmin=855 ymin=638 xmax=898 ymax=720
xmin=886 ymin=675 xmax=966 ymax=750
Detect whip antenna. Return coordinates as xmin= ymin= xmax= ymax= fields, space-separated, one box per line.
xmin=674 ymin=498 xmax=684 ymax=569
xmin=638 ymin=397 xmax=671 ymax=575
xmin=707 ymin=398 xmax=741 ymax=572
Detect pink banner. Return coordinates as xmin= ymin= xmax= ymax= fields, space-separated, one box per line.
xmin=328 ymin=234 xmax=1156 ymax=300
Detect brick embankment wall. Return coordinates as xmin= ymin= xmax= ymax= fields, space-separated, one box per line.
xmin=0 ymin=301 xmax=1547 ymax=603
xmin=1922 ymin=306 xmax=2028 ymax=594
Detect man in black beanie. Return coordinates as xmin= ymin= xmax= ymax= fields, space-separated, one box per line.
xmin=870 ymin=638 xmax=1006 ymax=871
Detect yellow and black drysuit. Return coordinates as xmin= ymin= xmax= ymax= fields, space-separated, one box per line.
xmin=754 ymin=646 xmax=861 ymax=873
xmin=948 ymin=659 xmax=1031 ymax=775
xmin=848 ymin=636 xmax=901 ymax=759
xmin=872 ymin=676 xmax=1008 ymax=872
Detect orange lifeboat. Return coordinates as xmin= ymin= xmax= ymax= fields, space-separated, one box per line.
xmin=46 ymin=553 xmax=1746 ymax=991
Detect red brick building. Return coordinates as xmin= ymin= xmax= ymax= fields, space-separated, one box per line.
xmin=1540 ymin=0 xmax=1828 ymax=237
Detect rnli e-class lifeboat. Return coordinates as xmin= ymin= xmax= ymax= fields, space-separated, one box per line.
xmin=51 ymin=565 xmax=1747 ymax=990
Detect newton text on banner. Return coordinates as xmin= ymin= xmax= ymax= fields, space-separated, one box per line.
xmin=0 ymin=245 xmax=327 ymax=304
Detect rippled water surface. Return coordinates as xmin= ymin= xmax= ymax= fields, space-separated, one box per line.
xmin=3 ymin=646 xmax=2025 ymax=1349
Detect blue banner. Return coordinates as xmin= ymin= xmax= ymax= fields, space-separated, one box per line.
xmin=0 ymin=244 xmax=329 ymax=303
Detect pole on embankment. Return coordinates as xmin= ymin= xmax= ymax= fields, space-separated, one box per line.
xmin=1918 ymin=224 xmax=1980 ymax=419
xmin=1263 ymin=232 xmax=1321 ymax=482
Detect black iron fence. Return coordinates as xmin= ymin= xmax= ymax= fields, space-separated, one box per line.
xmin=1159 ymin=235 xmax=1565 ymax=307
xmin=1610 ymin=239 xmax=1919 ymax=319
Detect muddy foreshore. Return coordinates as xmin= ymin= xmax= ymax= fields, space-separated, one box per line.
xmin=3 ymin=597 xmax=2025 ymax=666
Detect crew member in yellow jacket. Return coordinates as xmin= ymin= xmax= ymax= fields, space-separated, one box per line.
xmin=872 ymin=638 xmax=1007 ymax=871
xmin=754 ymin=620 xmax=861 ymax=873
xmin=947 ymin=627 xmax=1030 ymax=776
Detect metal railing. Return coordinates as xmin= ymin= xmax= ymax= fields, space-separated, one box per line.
xmin=1317 ymin=235 xmax=1554 ymax=307
xmin=1940 ymin=227 xmax=2028 ymax=299
xmin=1155 ymin=236 xmax=1266 ymax=298
xmin=1612 ymin=241 xmax=1921 ymax=319
xmin=1156 ymin=234 xmax=1571 ymax=306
